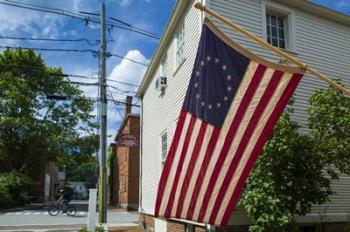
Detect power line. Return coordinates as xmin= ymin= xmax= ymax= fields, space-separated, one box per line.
xmin=107 ymin=85 xmax=136 ymax=94
xmin=107 ymin=79 xmax=139 ymax=87
xmin=0 ymin=45 xmax=96 ymax=54
xmin=0 ymin=46 xmax=149 ymax=66
xmin=0 ymin=63 xmax=141 ymax=87
xmin=108 ymin=98 xmax=140 ymax=108
xmin=0 ymin=0 xmax=160 ymax=40
xmin=0 ymin=36 xmax=98 ymax=46
xmin=107 ymin=53 xmax=148 ymax=67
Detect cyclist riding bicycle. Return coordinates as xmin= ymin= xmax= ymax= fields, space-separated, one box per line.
xmin=55 ymin=188 xmax=74 ymax=212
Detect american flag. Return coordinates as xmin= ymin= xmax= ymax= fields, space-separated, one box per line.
xmin=155 ymin=18 xmax=304 ymax=226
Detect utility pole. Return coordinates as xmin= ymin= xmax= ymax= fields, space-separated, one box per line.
xmin=98 ymin=1 xmax=107 ymax=224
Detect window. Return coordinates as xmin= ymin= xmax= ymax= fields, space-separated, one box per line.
xmin=160 ymin=54 xmax=168 ymax=77
xmin=161 ymin=132 xmax=167 ymax=168
xmin=176 ymin=22 xmax=185 ymax=68
xmin=266 ymin=12 xmax=286 ymax=49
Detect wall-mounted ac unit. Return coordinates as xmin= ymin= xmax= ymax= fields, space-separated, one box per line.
xmin=155 ymin=76 xmax=167 ymax=92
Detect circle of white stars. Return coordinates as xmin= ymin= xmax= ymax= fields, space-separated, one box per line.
xmin=194 ymin=55 xmax=234 ymax=110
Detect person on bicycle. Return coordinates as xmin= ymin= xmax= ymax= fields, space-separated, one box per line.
xmin=56 ymin=188 xmax=73 ymax=212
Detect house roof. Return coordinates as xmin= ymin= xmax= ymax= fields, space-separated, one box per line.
xmin=136 ymin=0 xmax=350 ymax=96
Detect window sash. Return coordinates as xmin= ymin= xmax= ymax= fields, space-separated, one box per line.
xmin=266 ymin=14 xmax=286 ymax=49
xmin=176 ymin=24 xmax=185 ymax=67
xmin=161 ymin=133 xmax=167 ymax=163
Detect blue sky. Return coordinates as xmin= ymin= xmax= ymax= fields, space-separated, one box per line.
xmin=0 ymin=0 xmax=348 ymax=146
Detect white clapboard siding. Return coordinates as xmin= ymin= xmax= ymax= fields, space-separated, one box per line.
xmin=140 ymin=0 xmax=350 ymax=223
xmin=141 ymin=0 xmax=201 ymax=215
xmin=209 ymin=0 xmax=350 ymax=222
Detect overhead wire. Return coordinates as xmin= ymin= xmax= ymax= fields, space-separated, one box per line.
xmin=107 ymin=53 xmax=149 ymax=67
xmin=0 ymin=36 xmax=99 ymax=46
xmin=0 ymin=45 xmax=149 ymax=66
xmin=0 ymin=63 xmax=140 ymax=88
xmin=0 ymin=45 xmax=97 ymax=54
xmin=0 ymin=0 xmax=160 ymax=40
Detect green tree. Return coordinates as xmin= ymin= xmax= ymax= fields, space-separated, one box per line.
xmin=60 ymin=134 xmax=99 ymax=183
xmin=0 ymin=48 xmax=97 ymax=202
xmin=239 ymin=86 xmax=350 ymax=232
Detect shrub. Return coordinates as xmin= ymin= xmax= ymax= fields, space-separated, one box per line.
xmin=0 ymin=171 xmax=33 ymax=207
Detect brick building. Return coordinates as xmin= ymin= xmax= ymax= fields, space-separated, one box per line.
xmin=111 ymin=96 xmax=140 ymax=210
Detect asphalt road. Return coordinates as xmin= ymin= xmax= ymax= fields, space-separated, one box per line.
xmin=0 ymin=202 xmax=139 ymax=231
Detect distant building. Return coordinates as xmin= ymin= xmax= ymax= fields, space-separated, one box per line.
xmin=110 ymin=96 xmax=140 ymax=210
xmin=66 ymin=181 xmax=88 ymax=200
xmin=137 ymin=0 xmax=350 ymax=231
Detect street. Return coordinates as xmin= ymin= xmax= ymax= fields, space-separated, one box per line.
xmin=0 ymin=202 xmax=139 ymax=231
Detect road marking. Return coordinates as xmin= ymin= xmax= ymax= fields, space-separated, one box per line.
xmin=14 ymin=212 xmax=22 ymax=215
xmin=23 ymin=212 xmax=31 ymax=215
xmin=5 ymin=212 xmax=14 ymax=215
xmin=33 ymin=212 xmax=41 ymax=215
xmin=43 ymin=212 xmax=49 ymax=215
xmin=78 ymin=212 xmax=86 ymax=215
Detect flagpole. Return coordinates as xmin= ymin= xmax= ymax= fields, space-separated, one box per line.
xmin=194 ymin=3 xmax=350 ymax=96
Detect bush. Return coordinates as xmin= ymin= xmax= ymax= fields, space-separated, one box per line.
xmin=0 ymin=171 xmax=33 ymax=207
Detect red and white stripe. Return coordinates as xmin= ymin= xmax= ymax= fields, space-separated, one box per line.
xmin=155 ymin=61 xmax=303 ymax=226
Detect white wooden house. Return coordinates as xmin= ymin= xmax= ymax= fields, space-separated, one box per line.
xmin=137 ymin=0 xmax=350 ymax=231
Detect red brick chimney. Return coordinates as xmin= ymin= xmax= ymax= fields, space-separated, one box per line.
xmin=124 ymin=96 xmax=132 ymax=118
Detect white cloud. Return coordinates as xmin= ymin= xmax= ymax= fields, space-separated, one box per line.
xmin=118 ymin=0 xmax=151 ymax=7
xmin=0 ymin=0 xmax=96 ymax=37
xmin=105 ymin=49 xmax=148 ymax=145
xmin=107 ymin=49 xmax=149 ymax=93
xmin=336 ymin=1 xmax=350 ymax=9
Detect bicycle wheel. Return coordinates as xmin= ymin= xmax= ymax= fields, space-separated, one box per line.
xmin=48 ymin=206 xmax=59 ymax=216
xmin=66 ymin=206 xmax=76 ymax=216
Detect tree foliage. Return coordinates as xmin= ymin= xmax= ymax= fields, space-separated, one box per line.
xmin=0 ymin=170 xmax=33 ymax=207
xmin=239 ymin=86 xmax=350 ymax=232
xmin=0 ymin=49 xmax=97 ymax=203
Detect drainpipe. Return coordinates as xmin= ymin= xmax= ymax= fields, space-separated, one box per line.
xmin=138 ymin=96 xmax=144 ymax=213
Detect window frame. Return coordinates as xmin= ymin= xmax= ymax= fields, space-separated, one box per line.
xmin=266 ymin=13 xmax=287 ymax=49
xmin=175 ymin=21 xmax=186 ymax=69
xmin=160 ymin=53 xmax=168 ymax=77
xmin=160 ymin=131 xmax=168 ymax=169
xmin=261 ymin=1 xmax=296 ymax=52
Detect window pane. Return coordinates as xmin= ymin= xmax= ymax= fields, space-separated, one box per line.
xmin=278 ymin=18 xmax=284 ymax=28
xmin=272 ymin=26 xmax=277 ymax=37
xmin=279 ymin=40 xmax=285 ymax=49
xmin=271 ymin=16 xmax=277 ymax=26
xmin=267 ymin=25 xmax=270 ymax=35
xmin=279 ymin=29 xmax=284 ymax=39
xmin=267 ymin=36 xmax=271 ymax=44
xmin=272 ymin=38 xmax=278 ymax=47
xmin=266 ymin=15 xmax=270 ymax=24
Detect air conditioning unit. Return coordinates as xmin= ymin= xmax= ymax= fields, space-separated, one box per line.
xmin=155 ymin=76 xmax=167 ymax=92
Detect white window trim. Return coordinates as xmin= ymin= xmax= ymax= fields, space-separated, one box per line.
xmin=174 ymin=21 xmax=186 ymax=70
xmin=261 ymin=0 xmax=296 ymax=52
xmin=160 ymin=130 xmax=168 ymax=169
xmin=160 ymin=53 xmax=168 ymax=77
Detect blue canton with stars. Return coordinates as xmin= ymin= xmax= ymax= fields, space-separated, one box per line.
xmin=182 ymin=23 xmax=251 ymax=128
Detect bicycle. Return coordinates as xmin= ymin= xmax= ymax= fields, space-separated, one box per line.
xmin=48 ymin=202 xmax=77 ymax=216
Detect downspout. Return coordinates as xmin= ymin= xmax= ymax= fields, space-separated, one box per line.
xmin=138 ymin=96 xmax=144 ymax=213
